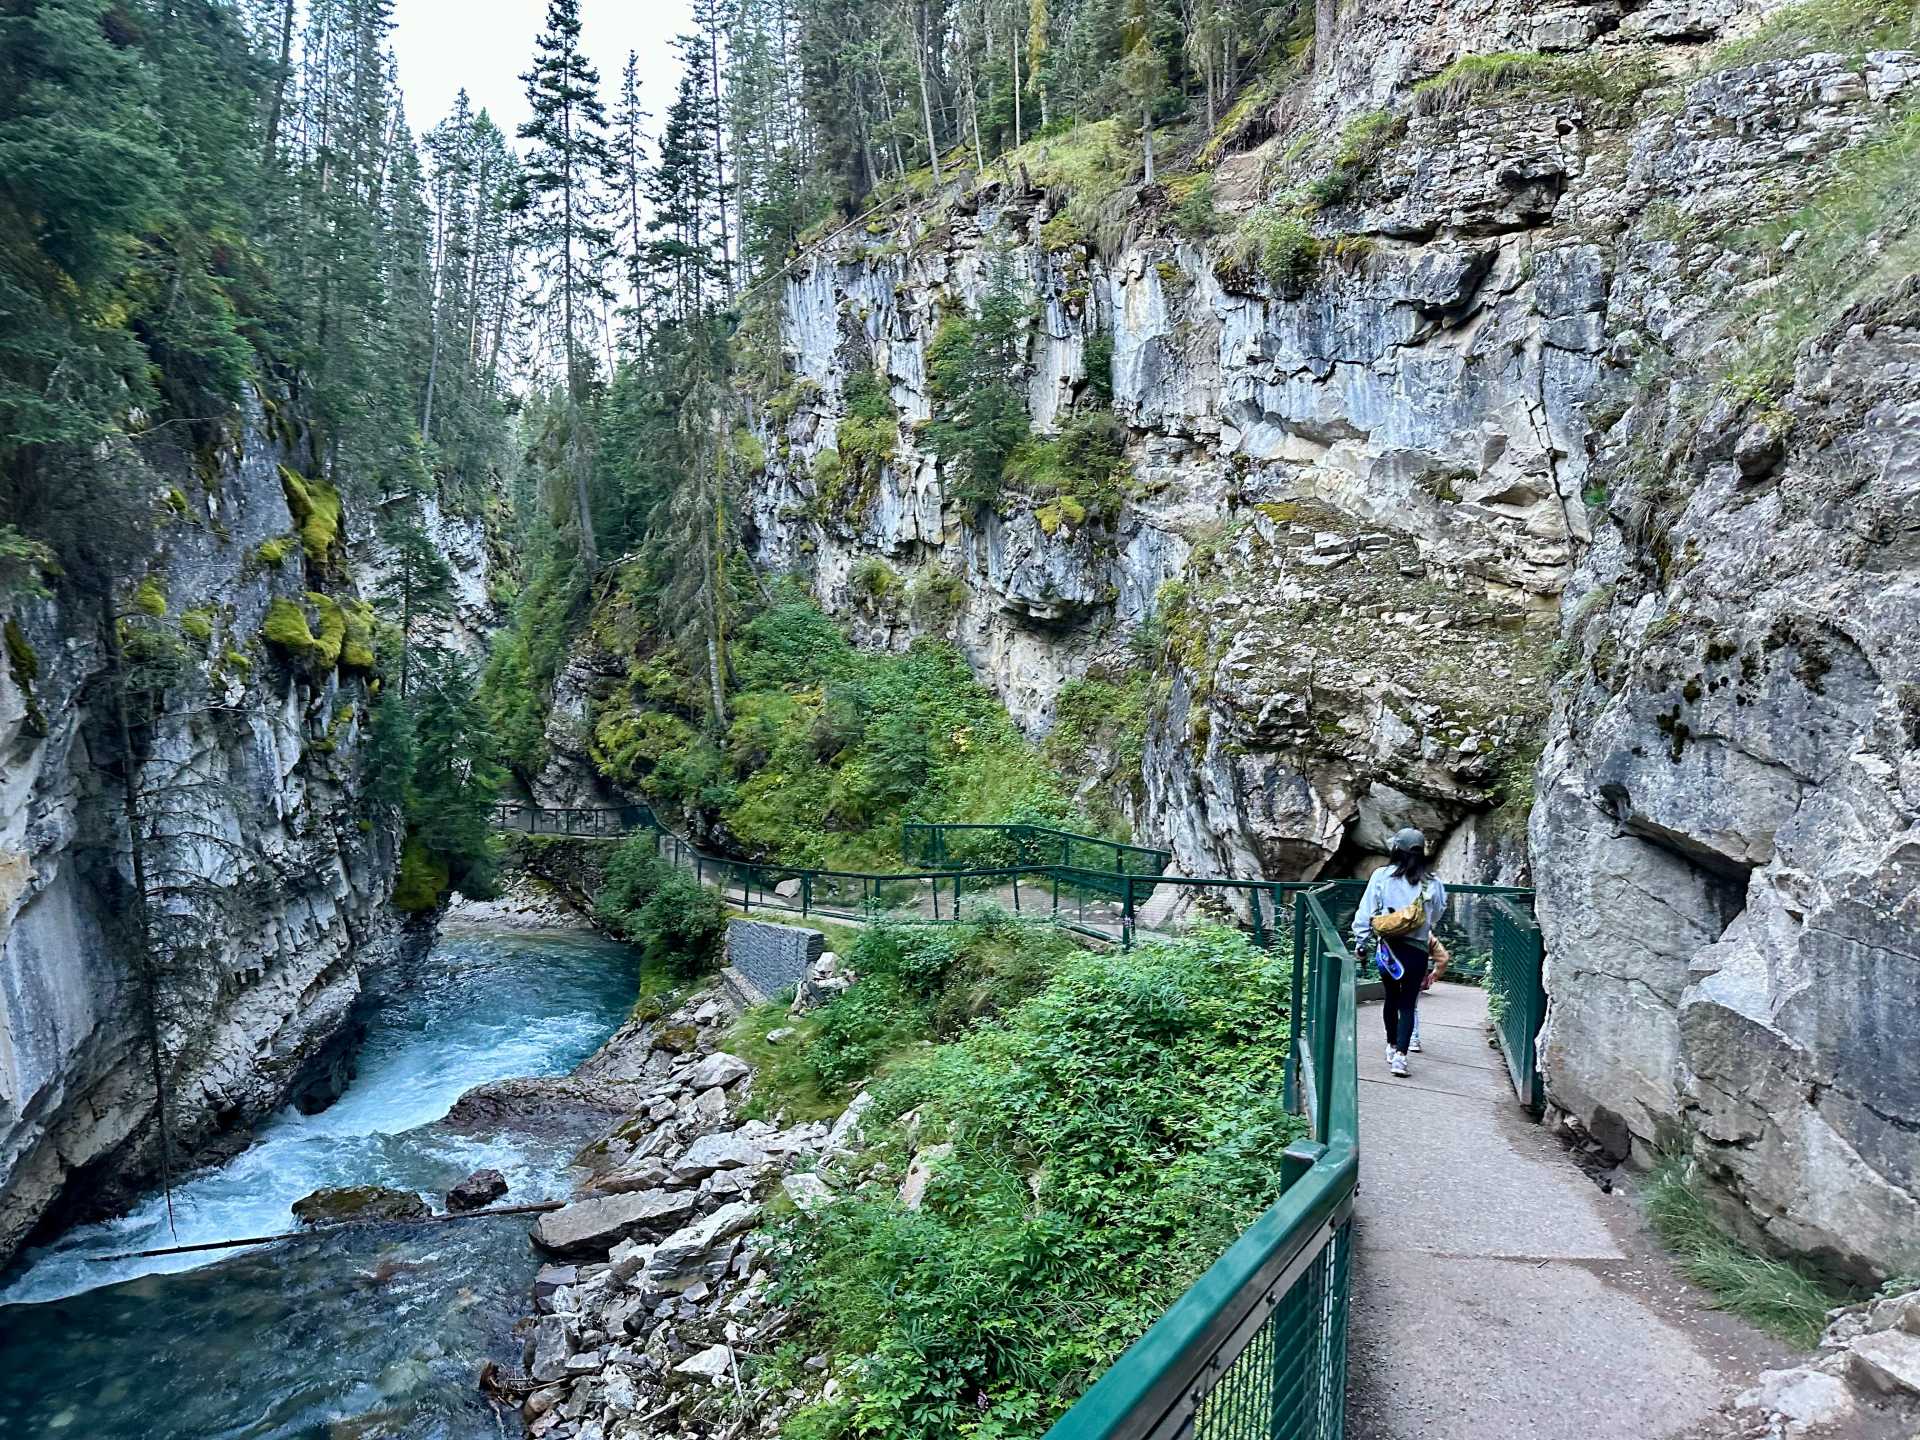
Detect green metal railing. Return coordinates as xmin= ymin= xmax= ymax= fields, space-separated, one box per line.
xmin=498 ymin=801 xmax=1552 ymax=1440
xmin=1042 ymin=887 xmax=1360 ymax=1440
xmin=1488 ymin=898 xmax=1548 ymax=1108
xmin=901 ymin=821 xmax=1171 ymax=895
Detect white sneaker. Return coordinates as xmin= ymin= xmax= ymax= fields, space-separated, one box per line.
xmin=1390 ymin=1052 xmax=1410 ymax=1077
xmin=1410 ymin=1036 xmax=1423 ymax=1053
xmin=1386 ymin=1044 xmax=1397 ymax=1065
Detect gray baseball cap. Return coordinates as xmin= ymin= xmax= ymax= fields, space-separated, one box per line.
xmin=1388 ymin=827 xmax=1426 ymax=854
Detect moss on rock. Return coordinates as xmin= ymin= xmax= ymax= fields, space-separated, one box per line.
xmin=279 ymin=466 xmax=342 ymax=564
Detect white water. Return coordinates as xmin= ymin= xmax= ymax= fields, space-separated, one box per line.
xmin=0 ymin=928 xmax=636 ymax=1439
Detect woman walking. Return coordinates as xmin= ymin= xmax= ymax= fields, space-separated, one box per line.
xmin=1351 ymin=828 xmax=1448 ymax=1077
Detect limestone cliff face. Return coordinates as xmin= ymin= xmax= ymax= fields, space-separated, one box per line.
xmin=739 ymin=9 xmax=1919 ymax=1271
xmin=0 ymin=408 xmax=458 ymax=1266
xmin=1534 ymin=212 xmax=1920 ymax=1279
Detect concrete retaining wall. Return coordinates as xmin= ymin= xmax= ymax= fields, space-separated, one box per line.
xmin=726 ymin=919 xmax=821 ymax=1000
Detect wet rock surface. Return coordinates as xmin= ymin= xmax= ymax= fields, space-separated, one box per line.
xmin=291 ymin=1185 xmax=432 ymax=1227
xmin=446 ymin=1168 xmax=510 ymax=1213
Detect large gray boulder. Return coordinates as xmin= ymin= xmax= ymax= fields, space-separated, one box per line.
xmin=531 ymin=1188 xmax=700 ymax=1259
xmin=669 ymin=1130 xmax=772 ymax=1182
xmin=1534 ymin=231 xmax=1920 ymax=1277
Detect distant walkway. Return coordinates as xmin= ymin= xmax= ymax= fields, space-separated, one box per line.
xmin=1345 ymin=984 xmax=1787 ymax=1440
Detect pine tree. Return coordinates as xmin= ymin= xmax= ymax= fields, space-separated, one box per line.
xmin=519 ymin=0 xmax=617 ymax=570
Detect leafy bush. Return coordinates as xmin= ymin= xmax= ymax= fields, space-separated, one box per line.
xmin=593 ymin=838 xmax=729 ymax=978
xmin=837 ymin=370 xmax=899 ymax=498
xmin=1229 ymin=207 xmax=1322 ymax=293
xmin=1006 ymin=409 xmax=1132 ymax=524
xmin=775 ymin=927 xmax=1303 ymax=1438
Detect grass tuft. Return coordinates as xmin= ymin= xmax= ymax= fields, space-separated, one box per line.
xmin=1643 ymin=1156 xmax=1847 ymax=1346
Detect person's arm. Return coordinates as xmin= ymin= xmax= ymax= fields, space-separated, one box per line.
xmin=1351 ymin=872 xmax=1379 ymax=952
xmin=1426 ymin=880 xmax=1450 ymax=976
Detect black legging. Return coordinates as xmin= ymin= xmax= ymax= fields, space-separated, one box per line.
xmin=1381 ymin=940 xmax=1430 ymax=1054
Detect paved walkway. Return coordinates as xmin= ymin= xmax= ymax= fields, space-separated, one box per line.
xmin=1346 ymin=983 xmax=1788 ymax=1440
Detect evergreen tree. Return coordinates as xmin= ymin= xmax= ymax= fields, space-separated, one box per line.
xmin=519 ymin=0 xmax=617 ymax=570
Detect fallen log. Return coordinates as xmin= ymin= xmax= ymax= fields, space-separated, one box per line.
xmin=85 ymin=1198 xmax=566 ymax=1262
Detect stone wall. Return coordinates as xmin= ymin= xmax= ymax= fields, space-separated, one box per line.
xmin=726 ymin=920 xmax=823 ymax=1002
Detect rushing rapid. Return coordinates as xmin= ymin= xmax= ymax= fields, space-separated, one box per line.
xmin=0 ymin=928 xmax=636 ymax=1439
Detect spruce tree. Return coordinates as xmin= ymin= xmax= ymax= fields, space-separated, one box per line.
xmin=519 ymin=0 xmax=617 ymax=569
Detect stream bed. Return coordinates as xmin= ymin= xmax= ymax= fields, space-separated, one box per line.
xmin=0 ymin=927 xmax=637 ymax=1439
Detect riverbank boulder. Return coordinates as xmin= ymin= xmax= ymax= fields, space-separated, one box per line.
xmin=290 ymin=1185 xmax=430 ymax=1226
xmin=445 ymin=1167 xmax=508 ymax=1212
xmin=531 ymin=1187 xmax=700 ymax=1259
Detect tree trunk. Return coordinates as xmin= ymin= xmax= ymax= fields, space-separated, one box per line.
xmin=261 ymin=0 xmax=296 ymax=169
xmin=1141 ymin=105 xmax=1155 ymax=184
xmin=917 ymin=2 xmax=942 ymax=184
xmin=707 ymin=26 xmax=731 ymax=296
xmin=1012 ymin=26 xmax=1022 ymax=149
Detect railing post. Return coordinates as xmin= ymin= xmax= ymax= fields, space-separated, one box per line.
xmin=1122 ymin=874 xmax=1134 ymax=949
xmin=802 ymin=873 xmax=812 ymax=917
xmin=740 ymin=865 xmax=750 ymax=911
xmin=955 ymin=870 xmax=963 ymax=922
xmin=1012 ymin=871 xmax=1021 ymax=914
xmin=1286 ymin=889 xmax=1305 ymax=1112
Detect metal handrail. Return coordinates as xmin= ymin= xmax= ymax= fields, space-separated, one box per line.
xmin=497 ymin=800 xmax=1542 ymax=1440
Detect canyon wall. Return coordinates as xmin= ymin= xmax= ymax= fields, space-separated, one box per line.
xmin=734 ymin=10 xmax=1918 ymax=1272
xmin=0 ymin=410 xmax=486 ymax=1265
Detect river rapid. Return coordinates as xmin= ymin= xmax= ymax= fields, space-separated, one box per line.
xmin=0 ymin=927 xmax=637 ymax=1439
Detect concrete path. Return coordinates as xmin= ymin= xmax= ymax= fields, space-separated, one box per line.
xmin=1345 ymin=983 xmax=1789 ymax=1440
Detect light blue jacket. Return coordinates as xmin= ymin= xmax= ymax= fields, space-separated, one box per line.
xmin=1351 ymin=866 xmax=1448 ymax=953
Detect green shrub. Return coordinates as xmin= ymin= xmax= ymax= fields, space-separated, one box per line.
xmin=1229 ymin=207 xmax=1322 ymax=292
xmin=1171 ymin=174 xmax=1222 ymax=236
xmin=131 ymin=576 xmax=168 ymax=616
xmin=775 ymin=927 xmax=1303 ymax=1437
xmin=1307 ymin=109 xmax=1407 ymax=206
xmin=179 ymin=607 xmax=215 ymax=644
xmin=849 ymin=556 xmax=899 ymax=604
xmin=261 ymin=594 xmax=344 ymax=670
xmin=838 ymin=370 xmax=899 ymax=492
xmin=593 ymin=839 xmax=729 ymax=978
xmin=1007 ymin=409 xmax=1132 ymax=524
xmin=1082 ymin=331 xmax=1115 ymax=404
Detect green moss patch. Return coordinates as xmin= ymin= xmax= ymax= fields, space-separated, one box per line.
xmin=131 ymin=576 xmax=168 ymax=617
xmin=279 ymin=466 xmax=343 ymax=565
xmin=262 ymin=592 xmax=351 ymax=671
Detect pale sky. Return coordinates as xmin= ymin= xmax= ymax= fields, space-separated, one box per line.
xmin=390 ymin=0 xmax=696 ymax=141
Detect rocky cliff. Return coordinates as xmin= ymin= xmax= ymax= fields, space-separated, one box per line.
xmin=0 ymin=406 xmax=475 ymax=1266
xmin=732 ymin=5 xmax=1918 ymax=1272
